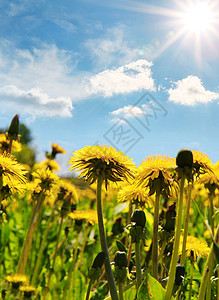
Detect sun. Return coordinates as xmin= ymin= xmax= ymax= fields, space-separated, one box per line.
xmin=182 ymin=1 xmax=214 ymax=33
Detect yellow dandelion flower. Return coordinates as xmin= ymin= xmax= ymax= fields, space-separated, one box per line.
xmin=5 ymin=273 xmax=28 ymax=288
xmin=0 ymin=133 xmax=22 ymax=153
xmin=69 ymin=209 xmax=98 ymax=225
xmin=178 ymin=236 xmax=210 ymax=261
xmin=136 ymin=155 xmax=175 ymax=195
xmin=68 ymin=144 xmax=136 ymax=189
xmin=31 ymin=168 xmax=59 ymax=194
xmin=197 ymin=167 xmax=219 ymax=189
xmin=20 ymin=285 xmax=36 ymax=297
xmin=34 ymin=159 xmax=60 ymax=172
xmin=0 ymin=152 xmax=27 ymax=193
xmin=117 ymin=183 xmax=154 ymax=208
xmin=52 ymin=143 xmax=66 ymax=154
xmin=192 ymin=150 xmax=213 ymax=175
xmin=59 ymin=179 xmax=78 ymax=204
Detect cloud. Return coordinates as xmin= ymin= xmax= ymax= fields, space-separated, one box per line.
xmin=0 ymin=85 xmax=73 ymax=119
xmin=110 ymin=104 xmax=151 ymax=124
xmin=168 ymin=76 xmax=219 ymax=105
xmin=85 ymin=60 xmax=155 ymax=97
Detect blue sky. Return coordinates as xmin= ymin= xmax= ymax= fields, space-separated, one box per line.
xmin=0 ymin=0 xmax=219 ymax=175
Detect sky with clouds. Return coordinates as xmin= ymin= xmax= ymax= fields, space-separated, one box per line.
xmin=0 ymin=0 xmax=219 ymax=175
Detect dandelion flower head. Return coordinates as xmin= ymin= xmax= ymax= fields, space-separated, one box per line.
xmin=69 ymin=209 xmax=98 ymax=225
xmin=69 ymin=145 xmax=136 ymax=189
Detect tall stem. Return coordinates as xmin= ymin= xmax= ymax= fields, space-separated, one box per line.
xmin=152 ymin=191 xmax=160 ymax=280
xmin=17 ymin=192 xmax=44 ymax=274
xmin=118 ymin=282 xmax=124 ymax=300
xmin=198 ymin=224 xmax=219 ymax=300
xmin=31 ymin=208 xmax=55 ymax=285
xmin=180 ymin=184 xmax=192 ymax=265
xmin=96 ymin=177 xmax=119 ymax=300
xmin=135 ymin=241 xmax=142 ymax=290
xmin=165 ymin=175 xmax=185 ymax=300
xmin=209 ymin=193 xmax=215 ymax=236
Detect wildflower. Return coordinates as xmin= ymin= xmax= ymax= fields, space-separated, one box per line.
xmin=0 ymin=152 xmax=27 ymax=195
xmin=69 ymin=144 xmax=135 ymax=189
xmin=69 ymin=209 xmax=98 ymax=225
xmin=192 ymin=150 xmax=213 ymax=176
xmin=5 ymin=274 xmax=27 ymax=289
xmin=46 ymin=143 xmax=66 ymax=159
xmin=20 ymin=285 xmax=36 ymax=298
xmin=31 ymin=168 xmax=59 ymax=195
xmin=34 ymin=159 xmax=60 ymax=172
xmin=0 ymin=134 xmax=22 ymax=153
xmin=178 ymin=236 xmax=210 ymax=261
xmin=117 ymin=183 xmax=154 ymax=208
xmin=136 ymin=155 xmax=175 ymax=196
xmin=59 ymin=179 xmax=78 ymax=216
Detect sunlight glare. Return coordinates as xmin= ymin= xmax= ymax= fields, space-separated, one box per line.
xmin=183 ymin=2 xmax=214 ymax=32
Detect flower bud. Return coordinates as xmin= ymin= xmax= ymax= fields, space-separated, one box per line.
xmin=131 ymin=209 xmax=146 ymax=229
xmin=176 ymin=149 xmax=193 ymax=169
xmin=6 ymin=114 xmax=19 ymax=141
xmin=114 ymin=251 xmax=128 ymax=268
xmin=91 ymin=251 xmax=106 ymax=269
xmin=174 ymin=264 xmax=185 ymax=285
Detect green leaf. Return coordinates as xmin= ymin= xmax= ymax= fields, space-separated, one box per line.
xmin=137 ymin=273 xmax=173 ymax=300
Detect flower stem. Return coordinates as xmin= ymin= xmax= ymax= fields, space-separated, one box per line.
xmin=96 ymin=177 xmax=119 ymax=300
xmin=152 ymin=191 xmax=160 ymax=280
xmin=31 ymin=208 xmax=55 ymax=285
xmin=17 ymin=192 xmax=44 ymax=274
xmin=188 ymin=261 xmax=194 ymax=300
xmin=43 ymin=216 xmax=64 ymax=299
xmin=85 ymin=280 xmax=93 ymax=300
xmin=180 ymin=184 xmax=192 ymax=265
xmin=135 ymin=241 xmax=142 ymax=290
xmin=198 ymin=224 xmax=219 ymax=300
xmin=118 ymin=282 xmax=124 ymax=300
xmin=209 ymin=193 xmax=215 ymax=236
xmin=165 ymin=174 xmax=185 ymax=300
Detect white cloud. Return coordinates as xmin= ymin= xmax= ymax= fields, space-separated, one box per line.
xmin=110 ymin=104 xmax=150 ymax=124
xmin=85 ymin=60 xmax=155 ymax=97
xmin=168 ymin=76 xmax=219 ymax=105
xmin=0 ymin=85 xmax=73 ymax=119
xmin=84 ymin=25 xmax=157 ymax=69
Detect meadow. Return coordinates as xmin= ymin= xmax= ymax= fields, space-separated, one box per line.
xmin=0 ymin=115 xmax=218 ymax=300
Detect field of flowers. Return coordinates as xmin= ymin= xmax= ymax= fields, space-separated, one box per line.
xmin=0 ymin=115 xmax=218 ymax=300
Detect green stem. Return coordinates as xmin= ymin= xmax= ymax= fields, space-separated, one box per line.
xmin=31 ymin=208 xmax=55 ymax=285
xmin=125 ymin=202 xmax=132 ymax=247
xmin=152 ymin=191 xmax=160 ymax=279
xmin=165 ymin=175 xmax=185 ymax=300
xmin=96 ymin=177 xmax=119 ymax=300
xmin=209 ymin=193 xmax=214 ymax=236
xmin=70 ymin=226 xmax=91 ymax=300
xmin=43 ymin=216 xmax=64 ymax=299
xmin=118 ymin=282 xmax=124 ymax=300
xmin=63 ymin=235 xmax=79 ymax=299
xmin=180 ymin=184 xmax=192 ymax=265
xmin=198 ymin=224 xmax=219 ymax=300
xmin=135 ymin=241 xmax=142 ymax=290
xmin=85 ymin=280 xmax=93 ymax=300
xmin=17 ymin=192 xmax=44 ymax=274
xmin=188 ymin=261 xmax=194 ymax=300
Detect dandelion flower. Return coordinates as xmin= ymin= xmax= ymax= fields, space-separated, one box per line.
xmin=0 ymin=134 xmax=22 ymax=153
xmin=136 ymin=155 xmax=175 ymax=195
xmin=34 ymin=159 xmax=60 ymax=172
xmin=178 ymin=236 xmax=210 ymax=260
xmin=192 ymin=150 xmax=213 ymax=175
xmin=32 ymin=168 xmax=59 ymax=195
xmin=20 ymin=285 xmax=36 ymax=298
xmin=69 ymin=209 xmax=98 ymax=225
xmin=117 ymin=183 xmax=154 ymax=208
xmin=69 ymin=145 xmax=135 ymax=189
xmin=0 ymin=152 xmax=27 ymax=194
xmin=5 ymin=273 xmax=27 ymax=289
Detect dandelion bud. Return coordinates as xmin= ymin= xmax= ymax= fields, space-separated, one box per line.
xmin=163 ymin=202 xmax=176 ymax=232
xmin=6 ymin=114 xmax=19 ymax=141
xmin=114 ymin=251 xmax=128 ymax=268
xmin=111 ymin=216 xmax=124 ymax=236
xmin=131 ymin=209 xmax=146 ymax=229
xmin=176 ymin=149 xmax=193 ymax=169
xmin=91 ymin=251 xmax=106 ymax=269
xmin=88 ymin=252 xmax=106 ymax=282
xmin=174 ymin=264 xmax=185 ymax=285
